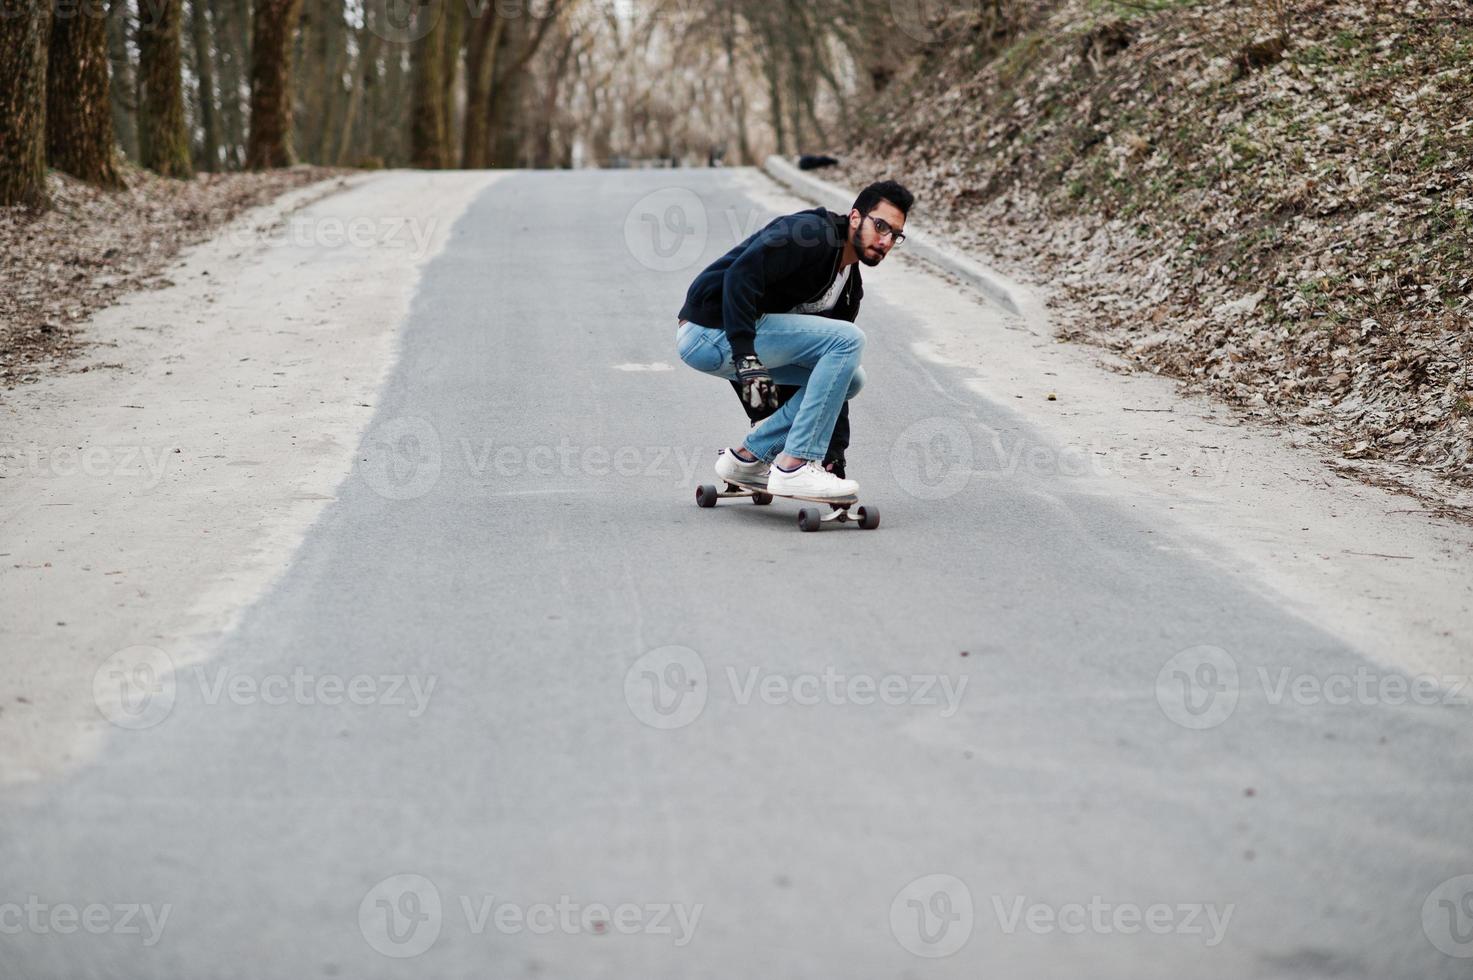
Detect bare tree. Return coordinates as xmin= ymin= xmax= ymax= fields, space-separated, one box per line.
xmin=477 ymin=0 xmax=565 ymax=168
xmin=210 ymin=0 xmax=251 ymax=168
xmin=334 ymin=4 xmax=381 ymax=165
xmin=189 ymin=0 xmax=221 ymax=170
xmin=0 ymin=1 xmax=53 ymax=207
xmin=137 ymin=0 xmax=195 ymax=176
xmin=107 ymin=0 xmax=140 ymax=161
xmin=409 ymin=3 xmax=448 ymax=169
xmin=49 ymin=0 xmax=126 ymax=188
xmin=246 ymin=0 xmax=305 ymax=168
xmin=438 ymin=0 xmax=466 ymax=166
xmin=462 ymin=5 xmax=508 ymax=168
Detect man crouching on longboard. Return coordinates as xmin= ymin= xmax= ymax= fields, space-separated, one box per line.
xmin=675 ymin=180 xmax=913 ymax=501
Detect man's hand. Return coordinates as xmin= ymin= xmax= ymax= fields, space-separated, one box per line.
xmin=735 ymin=355 xmax=780 ymax=412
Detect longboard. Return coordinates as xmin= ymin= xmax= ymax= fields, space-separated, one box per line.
xmin=694 ymin=480 xmax=879 ymax=532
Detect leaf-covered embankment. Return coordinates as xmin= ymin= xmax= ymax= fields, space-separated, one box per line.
xmin=836 ymin=0 xmax=1473 ymax=489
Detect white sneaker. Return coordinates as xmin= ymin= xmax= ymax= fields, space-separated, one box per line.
xmin=767 ymin=459 xmax=859 ymax=500
xmin=714 ymin=448 xmax=771 ymax=487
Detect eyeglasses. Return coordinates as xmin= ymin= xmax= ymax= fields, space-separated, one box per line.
xmin=863 ymin=214 xmax=906 ymax=246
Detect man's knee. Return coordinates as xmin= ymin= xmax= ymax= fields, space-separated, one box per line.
xmin=847 ymin=366 xmax=866 ymax=399
xmin=832 ymin=322 xmax=866 ymax=353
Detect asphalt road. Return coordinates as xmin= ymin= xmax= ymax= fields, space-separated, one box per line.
xmin=3 ymin=169 xmax=1471 ymax=979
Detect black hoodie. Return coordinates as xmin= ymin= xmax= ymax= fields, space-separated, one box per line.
xmin=676 ymin=207 xmax=863 ymax=361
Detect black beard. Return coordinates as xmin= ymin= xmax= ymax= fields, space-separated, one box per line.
xmin=852 ymin=230 xmax=883 ymax=267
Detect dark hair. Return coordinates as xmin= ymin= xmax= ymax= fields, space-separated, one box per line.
xmin=852 ymin=180 xmax=914 ymax=217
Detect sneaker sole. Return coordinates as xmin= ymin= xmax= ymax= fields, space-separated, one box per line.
xmin=730 ymin=481 xmax=857 ymax=505
xmin=716 ymin=463 xmax=770 ymax=487
xmin=760 ymin=482 xmax=859 ymax=503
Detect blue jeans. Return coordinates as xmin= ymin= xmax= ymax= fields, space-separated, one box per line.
xmin=677 ymin=314 xmax=865 ymax=462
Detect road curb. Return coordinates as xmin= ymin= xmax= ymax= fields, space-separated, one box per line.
xmin=761 ymin=155 xmax=1043 ymax=322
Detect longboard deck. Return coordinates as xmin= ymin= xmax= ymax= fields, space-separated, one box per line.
xmin=695 ymin=481 xmax=879 ymax=531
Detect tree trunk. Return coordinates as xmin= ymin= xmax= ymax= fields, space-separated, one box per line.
xmin=533 ymin=32 xmax=576 ymax=169
xmin=487 ymin=53 xmax=523 ymax=168
xmin=293 ymin=0 xmax=340 ymax=163
xmin=409 ymin=4 xmax=448 ymax=169
xmin=786 ymin=53 xmax=805 ymax=152
xmin=723 ymin=5 xmax=751 ymax=165
xmin=137 ymin=0 xmax=194 ymax=177
xmin=0 ymin=1 xmax=52 ymax=207
xmin=461 ymin=9 xmax=504 ymax=169
xmin=107 ymin=0 xmax=140 ymax=162
xmin=437 ymin=0 xmax=465 ymax=168
xmin=764 ymin=56 xmax=786 ymax=157
xmin=48 ymin=0 xmax=125 ymax=188
xmin=484 ymin=3 xmax=560 ymax=169
xmin=291 ymin=0 xmax=315 ymax=142
xmin=210 ymin=0 xmax=247 ymax=168
xmin=312 ymin=0 xmax=347 ymax=162
xmin=246 ymin=0 xmax=304 ymax=168
xmin=189 ymin=0 xmax=220 ymax=170
xmin=334 ymin=15 xmax=378 ymax=165
xmin=377 ymin=45 xmax=407 ymax=165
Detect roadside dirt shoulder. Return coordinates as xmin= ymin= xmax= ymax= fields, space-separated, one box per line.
xmin=0 ymin=171 xmax=504 ymax=785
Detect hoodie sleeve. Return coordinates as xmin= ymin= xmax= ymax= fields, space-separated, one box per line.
xmin=720 ymin=214 xmax=827 ymax=361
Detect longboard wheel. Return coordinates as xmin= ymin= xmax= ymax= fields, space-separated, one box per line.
xmin=752 ymin=492 xmax=773 ymax=506
xmin=857 ymin=505 xmax=880 ymax=530
xmin=797 ymin=508 xmax=822 ymax=532
xmin=695 ymin=484 xmax=719 ymax=508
